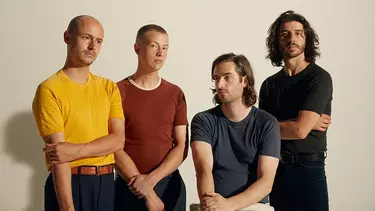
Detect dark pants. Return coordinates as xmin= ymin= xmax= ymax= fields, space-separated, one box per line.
xmin=270 ymin=161 xmax=329 ymax=211
xmin=45 ymin=172 xmax=115 ymax=211
xmin=114 ymin=170 xmax=186 ymax=211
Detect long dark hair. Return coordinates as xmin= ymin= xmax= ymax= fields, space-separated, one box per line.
xmin=266 ymin=10 xmax=320 ymax=67
xmin=211 ymin=53 xmax=257 ymax=107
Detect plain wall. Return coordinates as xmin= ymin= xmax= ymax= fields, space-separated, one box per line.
xmin=0 ymin=0 xmax=374 ymax=210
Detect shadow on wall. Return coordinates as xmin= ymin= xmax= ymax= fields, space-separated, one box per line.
xmin=4 ymin=110 xmax=47 ymax=211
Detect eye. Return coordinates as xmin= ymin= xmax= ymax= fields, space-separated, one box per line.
xmin=96 ymin=40 xmax=102 ymax=44
xmin=82 ymin=35 xmax=90 ymax=40
xmin=151 ymin=44 xmax=158 ymax=49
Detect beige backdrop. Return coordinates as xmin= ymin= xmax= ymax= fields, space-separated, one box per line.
xmin=0 ymin=0 xmax=374 ymax=210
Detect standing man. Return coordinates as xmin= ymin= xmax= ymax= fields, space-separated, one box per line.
xmin=191 ymin=53 xmax=280 ymax=211
xmin=260 ymin=10 xmax=333 ymax=211
xmin=114 ymin=24 xmax=188 ymax=211
xmin=32 ymin=15 xmax=125 ymax=211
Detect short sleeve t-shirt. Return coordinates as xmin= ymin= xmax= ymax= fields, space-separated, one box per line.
xmin=191 ymin=106 xmax=280 ymax=202
xmin=117 ymin=77 xmax=188 ymax=174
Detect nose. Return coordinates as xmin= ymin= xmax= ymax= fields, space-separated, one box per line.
xmin=216 ymin=78 xmax=226 ymax=89
xmin=156 ymin=47 xmax=164 ymax=57
xmin=88 ymin=39 xmax=97 ymax=50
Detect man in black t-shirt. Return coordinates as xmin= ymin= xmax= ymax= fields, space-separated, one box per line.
xmin=191 ymin=53 xmax=280 ymax=211
xmin=260 ymin=10 xmax=333 ymax=211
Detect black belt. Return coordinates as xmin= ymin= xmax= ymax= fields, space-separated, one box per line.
xmin=281 ymin=152 xmax=326 ymax=164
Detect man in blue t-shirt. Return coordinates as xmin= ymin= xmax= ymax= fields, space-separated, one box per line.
xmin=191 ymin=53 xmax=280 ymax=211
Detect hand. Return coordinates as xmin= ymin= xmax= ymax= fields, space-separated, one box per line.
xmin=43 ymin=142 xmax=82 ymax=164
xmin=313 ymin=114 xmax=331 ymax=131
xmin=201 ymin=192 xmax=234 ymax=211
xmin=145 ymin=191 xmax=165 ymax=211
xmin=128 ymin=174 xmax=156 ymax=198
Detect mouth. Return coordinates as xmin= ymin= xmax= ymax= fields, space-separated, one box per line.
xmin=154 ymin=59 xmax=163 ymax=63
xmin=85 ymin=52 xmax=95 ymax=57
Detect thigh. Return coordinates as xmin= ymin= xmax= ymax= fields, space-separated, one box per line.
xmin=114 ymin=176 xmax=147 ymax=211
xmin=45 ymin=173 xmax=82 ymax=211
xmin=44 ymin=173 xmax=59 ymax=211
xmin=160 ymin=170 xmax=186 ymax=211
xmin=269 ymin=165 xmax=298 ymax=211
xmin=297 ymin=164 xmax=329 ymax=211
xmin=97 ymin=173 xmax=115 ymax=211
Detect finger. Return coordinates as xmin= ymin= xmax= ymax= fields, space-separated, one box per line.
xmin=322 ymin=119 xmax=331 ymax=124
xmin=127 ymin=177 xmax=136 ymax=186
xmin=317 ymin=127 xmax=327 ymax=132
xmin=203 ymin=192 xmax=216 ymax=197
xmin=322 ymin=114 xmax=331 ymax=119
xmin=321 ymin=123 xmax=330 ymax=128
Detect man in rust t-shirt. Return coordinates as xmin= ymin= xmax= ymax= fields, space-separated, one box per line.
xmin=114 ymin=24 xmax=189 ymax=211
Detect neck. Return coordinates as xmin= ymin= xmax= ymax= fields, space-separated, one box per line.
xmin=131 ymin=66 xmax=160 ymax=89
xmin=283 ymin=54 xmax=309 ymax=76
xmin=221 ymin=100 xmax=251 ymax=122
xmin=62 ymin=61 xmax=90 ymax=84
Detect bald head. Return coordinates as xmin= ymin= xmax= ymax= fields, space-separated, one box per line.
xmin=67 ymin=15 xmax=103 ymax=35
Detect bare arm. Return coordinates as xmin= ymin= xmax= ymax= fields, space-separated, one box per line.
xmin=148 ymin=125 xmax=188 ymax=184
xmin=43 ymin=133 xmax=74 ymax=211
xmin=45 ymin=118 xmax=125 ymax=164
xmin=227 ymin=155 xmax=279 ymax=210
xmin=279 ymin=110 xmax=320 ymax=140
xmin=79 ymin=118 xmax=125 ymax=157
xmin=191 ymin=141 xmax=215 ymax=201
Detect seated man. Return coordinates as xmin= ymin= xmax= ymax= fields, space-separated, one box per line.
xmin=191 ymin=53 xmax=280 ymax=211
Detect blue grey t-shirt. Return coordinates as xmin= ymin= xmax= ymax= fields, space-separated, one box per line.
xmin=190 ymin=106 xmax=280 ymax=202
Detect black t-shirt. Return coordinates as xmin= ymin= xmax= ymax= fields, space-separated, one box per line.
xmin=190 ymin=106 xmax=280 ymax=202
xmin=259 ymin=63 xmax=333 ymax=154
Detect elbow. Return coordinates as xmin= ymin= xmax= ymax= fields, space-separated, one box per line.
xmin=295 ymin=127 xmax=309 ymax=139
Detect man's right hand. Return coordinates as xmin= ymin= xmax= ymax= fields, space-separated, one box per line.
xmin=313 ymin=114 xmax=331 ymax=131
xmin=145 ymin=191 xmax=164 ymax=211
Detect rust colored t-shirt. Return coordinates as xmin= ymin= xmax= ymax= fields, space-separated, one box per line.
xmin=117 ymin=77 xmax=188 ymax=174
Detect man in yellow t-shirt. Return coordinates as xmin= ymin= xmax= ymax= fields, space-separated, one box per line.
xmin=32 ymin=15 xmax=125 ymax=211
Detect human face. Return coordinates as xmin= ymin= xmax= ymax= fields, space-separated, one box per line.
xmin=212 ymin=61 xmax=246 ymax=104
xmin=278 ymin=21 xmax=306 ymax=59
xmin=65 ymin=17 xmax=104 ymax=66
xmin=135 ymin=31 xmax=169 ymax=72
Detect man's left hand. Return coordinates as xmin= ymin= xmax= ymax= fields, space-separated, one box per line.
xmin=128 ymin=174 xmax=156 ymax=198
xmin=201 ymin=192 xmax=234 ymax=211
xmin=43 ymin=142 xmax=82 ymax=164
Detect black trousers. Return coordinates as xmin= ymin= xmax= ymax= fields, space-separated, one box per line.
xmin=45 ymin=172 xmax=115 ymax=211
xmin=114 ymin=170 xmax=186 ymax=211
xmin=270 ymin=161 xmax=329 ymax=211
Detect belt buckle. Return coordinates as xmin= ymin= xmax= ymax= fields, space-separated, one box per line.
xmin=95 ymin=166 xmax=100 ymax=176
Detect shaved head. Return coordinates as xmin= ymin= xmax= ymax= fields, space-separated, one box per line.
xmin=67 ymin=15 xmax=102 ymax=35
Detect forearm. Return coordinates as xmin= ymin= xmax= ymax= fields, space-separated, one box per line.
xmin=51 ymin=163 xmax=74 ymax=211
xmin=78 ymin=133 xmax=124 ymax=159
xmin=228 ymin=176 xmax=273 ymax=210
xmin=196 ymin=170 xmax=215 ymax=201
xmin=148 ymin=144 xmax=185 ymax=184
xmin=114 ymin=150 xmax=140 ymax=181
xmin=279 ymin=121 xmax=305 ymax=140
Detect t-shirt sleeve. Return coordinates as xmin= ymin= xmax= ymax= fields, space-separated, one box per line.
xmin=190 ymin=113 xmax=212 ymax=145
xmin=258 ymin=116 xmax=281 ymax=159
xmin=108 ymin=81 xmax=125 ymax=120
xmin=173 ymin=89 xmax=188 ymax=126
xmin=301 ymin=72 xmax=333 ymax=115
xmin=32 ymin=84 xmax=64 ymax=137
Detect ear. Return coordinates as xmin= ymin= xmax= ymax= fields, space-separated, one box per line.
xmin=242 ymin=76 xmax=248 ymax=88
xmin=63 ymin=30 xmax=70 ymax=44
xmin=134 ymin=43 xmax=140 ymax=55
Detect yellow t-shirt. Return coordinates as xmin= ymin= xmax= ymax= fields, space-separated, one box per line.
xmin=32 ymin=70 xmax=125 ymax=170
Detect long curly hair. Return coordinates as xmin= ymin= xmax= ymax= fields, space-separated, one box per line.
xmin=211 ymin=53 xmax=257 ymax=107
xmin=266 ymin=10 xmax=320 ymax=67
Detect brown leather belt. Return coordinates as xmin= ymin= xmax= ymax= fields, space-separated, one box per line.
xmin=71 ymin=164 xmax=114 ymax=175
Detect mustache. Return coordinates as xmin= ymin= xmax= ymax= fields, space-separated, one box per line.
xmin=287 ymin=43 xmax=300 ymax=48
